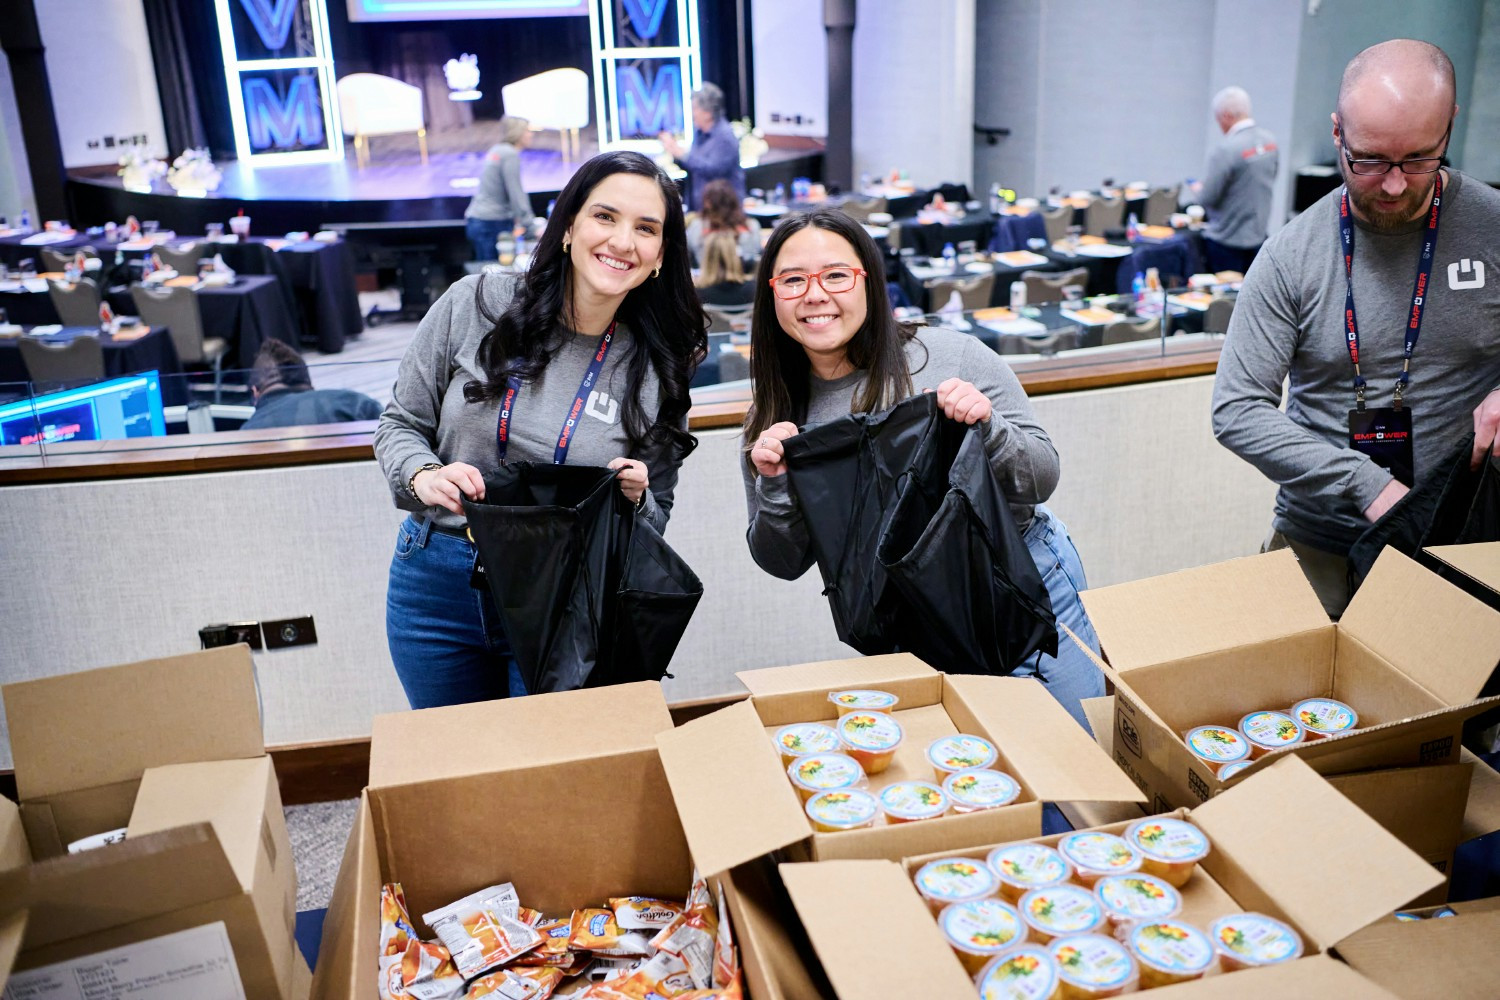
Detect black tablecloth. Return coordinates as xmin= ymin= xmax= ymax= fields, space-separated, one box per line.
xmin=0 ymin=232 xmax=103 ymax=268
xmin=272 ymin=241 xmax=363 ymax=352
xmin=0 ymin=325 xmax=182 ymax=385
xmin=894 ymin=215 xmax=996 ymax=258
xmin=899 ymin=256 xmax=1064 ymax=311
xmin=1043 ymin=247 xmax=1133 ymax=296
xmin=195 ymin=275 xmax=300 ymax=368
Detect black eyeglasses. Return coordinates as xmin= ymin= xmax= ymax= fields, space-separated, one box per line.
xmin=1338 ymin=119 xmax=1451 ymax=176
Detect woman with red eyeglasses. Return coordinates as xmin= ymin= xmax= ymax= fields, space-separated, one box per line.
xmin=740 ymin=207 xmax=1104 ymax=730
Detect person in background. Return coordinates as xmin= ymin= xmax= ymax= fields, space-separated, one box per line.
xmin=741 ymin=208 xmax=1105 ymax=730
xmin=1212 ymin=39 xmax=1500 ymax=617
xmin=659 ymin=83 xmax=744 ymax=211
xmin=694 ymin=231 xmax=756 ymax=307
xmin=464 ymin=115 xmax=537 ymax=261
xmin=686 ymin=179 xmax=762 ymax=266
xmin=241 ymin=340 xmax=381 ymax=430
xmin=1189 ymin=86 xmax=1278 ymax=274
xmin=375 ymin=150 xmax=706 ymax=709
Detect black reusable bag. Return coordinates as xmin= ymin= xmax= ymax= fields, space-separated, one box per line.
xmin=461 ymin=463 xmax=703 ymax=693
xmin=783 ymin=392 xmax=1056 ymax=674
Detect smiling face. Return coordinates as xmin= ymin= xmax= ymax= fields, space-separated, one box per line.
xmin=770 ymin=227 xmax=869 ymax=379
xmin=565 ymin=171 xmax=667 ymax=305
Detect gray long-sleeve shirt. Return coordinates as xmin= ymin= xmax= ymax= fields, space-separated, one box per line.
xmin=464 ymin=143 xmax=536 ymax=228
xmin=1198 ymin=119 xmax=1278 ymax=249
xmin=743 ymin=326 xmax=1060 ymax=580
xmin=374 ymin=274 xmax=680 ymax=533
xmin=676 ymin=118 xmax=745 ymax=210
xmin=1212 ymin=169 xmax=1500 ymax=555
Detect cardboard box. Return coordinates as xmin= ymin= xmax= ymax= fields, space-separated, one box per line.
xmin=780 ymin=756 xmax=1437 ymax=999
xmin=1335 ymin=898 xmax=1500 ymax=999
xmin=1078 ymin=548 xmax=1500 ymax=813
xmin=0 ymin=646 xmax=300 ymax=999
xmin=309 ymin=682 xmax=825 ymax=1000
xmin=655 ymin=655 xmax=1144 ymax=878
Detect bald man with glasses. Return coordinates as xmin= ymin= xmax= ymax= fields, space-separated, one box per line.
xmin=1212 ymin=39 xmax=1500 ymax=617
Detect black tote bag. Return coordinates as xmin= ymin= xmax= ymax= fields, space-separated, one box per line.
xmin=462 ymin=463 xmax=703 ymax=693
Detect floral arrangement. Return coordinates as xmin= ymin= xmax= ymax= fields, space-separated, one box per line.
xmin=117 ymin=149 xmax=166 ymax=193
xmin=166 ymin=148 xmax=223 ymax=197
xmin=731 ymin=117 xmax=768 ymax=168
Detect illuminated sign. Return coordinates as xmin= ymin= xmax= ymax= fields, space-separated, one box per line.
xmin=589 ymin=0 xmax=700 ymax=148
xmin=214 ymin=0 xmax=344 ymax=165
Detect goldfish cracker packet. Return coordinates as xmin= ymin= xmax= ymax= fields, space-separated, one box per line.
xmin=380 ymin=884 xmax=420 ymax=1000
xmin=599 ymin=952 xmax=696 ymax=997
xmin=389 ymin=939 xmax=466 ymax=1000
xmin=609 ymin=896 xmax=686 ymax=930
xmin=570 ymin=909 xmax=654 ymax=956
xmin=464 ymin=967 xmax=565 ymax=999
xmin=651 ymin=871 xmax=718 ymax=989
xmin=712 ymin=884 xmax=740 ymax=990
xmin=513 ymin=917 xmax=575 ymax=967
xmin=424 ymin=884 xmax=543 ymax=979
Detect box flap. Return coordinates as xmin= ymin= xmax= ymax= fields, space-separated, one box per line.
xmin=1078 ymin=550 xmax=1329 ymax=671
xmin=1191 ymin=756 xmax=1443 ymax=948
xmin=0 ymin=910 xmax=25 ymax=995
xmin=1341 ymin=548 xmax=1500 ymax=705
xmin=1460 ymin=748 xmax=1500 ymax=840
xmin=310 ymin=790 xmax=377 ymax=1000
xmin=1145 ymin=954 xmax=1398 ymax=999
xmin=736 ymin=653 xmax=936 ymax=702
xmin=370 ymin=682 xmax=672 ymax=789
xmin=127 ymin=757 xmax=273 ymax=892
xmin=1081 ymin=696 xmax=1114 ymax=749
xmin=779 ymin=860 xmax=975 ymax=1000
xmin=1425 ymin=542 xmax=1500 ymax=594
xmin=944 ymin=675 xmax=1145 ymax=804
xmin=0 ymin=798 xmax=28 ymax=873
xmin=655 ymin=701 xmax=808 ymax=877
xmin=2 ymin=645 xmax=264 ymax=801
xmin=1336 ymin=908 xmax=1500 ymax=1000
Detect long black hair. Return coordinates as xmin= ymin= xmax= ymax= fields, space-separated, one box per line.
xmin=743 ymin=208 xmax=918 ymax=449
xmin=465 ymin=150 xmax=705 ymax=461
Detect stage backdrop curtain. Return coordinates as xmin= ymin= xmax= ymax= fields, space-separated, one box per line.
xmin=143 ymin=0 xmax=206 ymax=157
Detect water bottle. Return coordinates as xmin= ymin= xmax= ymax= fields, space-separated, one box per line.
xmin=1131 ymin=271 xmax=1146 ymax=307
xmin=942 ymin=242 xmax=957 ymax=273
xmin=18 ymin=209 xmax=31 ymax=232
xmin=773 ymin=183 xmax=786 ymax=205
xmin=1009 ymin=280 xmax=1026 ymax=310
xmin=989 ymin=183 xmax=1002 ymax=216
xmin=1126 ymin=212 xmax=1140 ymax=242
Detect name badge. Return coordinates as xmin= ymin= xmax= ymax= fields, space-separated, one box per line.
xmin=1348 ymin=406 xmax=1415 ymax=488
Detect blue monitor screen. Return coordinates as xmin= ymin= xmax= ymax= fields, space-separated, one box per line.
xmin=347 ymin=0 xmax=588 ymax=21
xmin=0 ymin=372 xmax=166 ymax=447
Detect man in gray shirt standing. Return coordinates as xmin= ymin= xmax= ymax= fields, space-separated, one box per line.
xmin=1191 ymin=86 xmax=1278 ymax=274
xmin=1213 ymin=39 xmax=1500 ymax=616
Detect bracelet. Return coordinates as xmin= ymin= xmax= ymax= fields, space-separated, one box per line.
xmin=407 ymin=462 xmax=444 ymax=499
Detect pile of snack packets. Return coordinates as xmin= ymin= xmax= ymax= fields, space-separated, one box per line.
xmin=379 ymin=870 xmax=741 ymax=999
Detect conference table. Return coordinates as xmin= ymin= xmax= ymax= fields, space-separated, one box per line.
xmin=899 ymin=250 xmax=1065 ymax=312
xmin=0 ymin=324 xmax=184 ymax=396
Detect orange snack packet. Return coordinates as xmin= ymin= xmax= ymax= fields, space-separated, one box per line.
xmin=650 ymin=872 xmax=717 ymax=990
xmin=608 ymin=896 xmax=686 ymax=930
xmin=513 ymin=917 xmax=575 ymax=967
xmin=569 ymin=909 xmax=653 ymax=956
xmin=387 ymin=939 xmax=465 ymax=1000
xmin=464 ymin=967 xmax=565 ymax=999
xmin=600 ymin=952 xmax=695 ymax=998
xmin=424 ymin=884 xmax=543 ymax=978
xmin=711 ymin=885 xmax=739 ymax=991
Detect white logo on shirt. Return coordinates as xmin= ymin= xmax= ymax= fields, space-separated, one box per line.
xmin=585 ymin=390 xmax=619 ymax=424
xmin=1449 ymin=258 xmax=1485 ymax=290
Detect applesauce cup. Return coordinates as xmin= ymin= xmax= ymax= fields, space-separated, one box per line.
xmin=944 ymin=768 xmax=1021 ymax=814
xmin=913 ymin=857 xmax=998 ymax=915
xmin=828 ymin=689 xmax=898 ymax=716
xmin=976 ymin=945 xmax=1061 ymax=1000
xmin=1238 ymin=710 xmax=1305 ymax=758
xmin=1128 ymin=919 xmax=1215 ymax=988
xmin=775 ymin=722 xmax=840 ymax=767
xmin=837 ymin=711 xmax=903 ymax=775
xmin=1292 ymin=697 xmax=1358 ymax=739
xmin=1123 ymin=818 xmax=1209 ymax=888
xmin=1055 ymin=832 xmax=1141 ymax=888
xmin=879 ymin=781 xmax=948 ymax=824
xmin=939 ymin=899 xmax=1025 ymax=974
xmin=1018 ymin=885 xmax=1105 ymax=944
xmin=1048 ymin=933 xmax=1137 ymax=998
xmin=927 ymin=733 xmax=999 ymax=781
xmin=1092 ymin=873 xmax=1181 ymax=939
xmin=1209 ymin=912 xmax=1304 ymax=972
xmin=1184 ymin=725 xmax=1250 ymax=770
xmin=1217 ymin=760 xmax=1251 ymax=780
xmin=787 ymin=752 xmax=866 ymax=803
xmin=804 ymin=788 xmax=878 ymax=833
xmin=988 ymin=843 xmax=1073 ymax=904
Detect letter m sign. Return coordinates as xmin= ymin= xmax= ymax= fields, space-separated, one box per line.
xmin=616 ymin=63 xmax=682 ymax=137
xmin=244 ymin=76 xmax=325 ymax=150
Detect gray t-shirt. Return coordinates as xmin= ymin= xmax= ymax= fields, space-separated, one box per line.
xmin=1212 ymin=169 xmax=1500 ymax=554
xmin=1199 ymin=120 xmax=1278 ymax=248
xmin=464 ymin=143 xmax=536 ymax=227
xmin=374 ymin=274 xmax=679 ymax=532
xmin=743 ymin=325 xmax=1060 ymax=580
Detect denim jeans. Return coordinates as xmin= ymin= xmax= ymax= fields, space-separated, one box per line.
xmin=386 ymin=515 xmax=527 ymax=709
xmin=465 ymin=216 xmax=513 ymax=262
xmin=1011 ymin=504 xmax=1106 ymax=733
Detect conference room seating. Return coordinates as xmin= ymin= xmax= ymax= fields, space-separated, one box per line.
xmin=704 ymin=303 xmax=751 ymax=334
xmin=40 ymin=247 xmax=97 ymax=273
xmin=924 ymin=273 xmax=995 ymax=312
xmin=131 ymin=283 xmax=229 ymax=401
xmin=718 ymin=348 xmax=750 ymax=382
xmin=1022 ymin=267 xmax=1087 ymax=305
xmin=1143 ymin=185 xmax=1180 ymax=226
xmin=337 ymin=73 xmax=428 ymax=168
xmin=1204 ymin=295 xmax=1235 ymax=334
xmin=836 ymin=197 xmax=886 ymax=223
xmin=156 ymin=243 xmax=207 ymax=275
xmin=1102 ymin=316 xmax=1160 ymax=345
xmin=1039 ymin=204 xmax=1071 ymax=244
xmin=19 ymin=334 xmax=105 ymax=387
xmin=47 ymin=278 xmax=101 ymax=326
xmin=501 ymin=68 xmax=591 ymax=160
xmin=1083 ymin=195 xmax=1125 ymax=237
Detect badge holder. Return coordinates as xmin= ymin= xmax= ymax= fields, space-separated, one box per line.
xmin=1348 ymin=378 xmax=1414 ymax=488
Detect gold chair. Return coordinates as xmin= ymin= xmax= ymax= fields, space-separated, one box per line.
xmin=131 ymin=283 xmax=230 ymax=400
xmin=1143 ymin=185 xmax=1180 ymax=227
xmin=1022 ymin=267 xmax=1088 ymax=305
xmin=47 ymin=278 xmax=102 ymax=326
xmin=1083 ymin=196 xmax=1125 ymax=237
xmin=1204 ymin=295 xmax=1235 ymax=334
xmin=924 ymin=273 xmax=995 ymax=311
xmin=1101 ymin=316 xmax=1160 ymax=345
xmin=1039 ymin=204 xmax=1070 ymax=244
xmin=19 ymin=334 xmax=105 ymax=386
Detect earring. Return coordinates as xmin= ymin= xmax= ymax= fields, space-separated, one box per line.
xmin=562 ymin=236 xmax=570 ymax=254
xmin=653 ymin=263 xmax=662 ymax=279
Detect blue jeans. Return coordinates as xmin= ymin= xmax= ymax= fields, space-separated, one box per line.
xmin=1011 ymin=505 xmax=1106 ymax=733
xmin=466 ymin=217 xmax=513 ymax=261
xmin=386 ymin=515 xmax=527 ymax=709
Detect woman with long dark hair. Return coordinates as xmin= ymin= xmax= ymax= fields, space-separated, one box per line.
xmin=686 ymin=178 xmax=762 ymax=265
xmin=742 ymin=208 xmax=1104 ymax=728
xmin=376 ymin=150 xmax=706 ymax=709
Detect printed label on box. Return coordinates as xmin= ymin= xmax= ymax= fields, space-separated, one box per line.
xmin=2 ymin=921 xmax=245 ymax=999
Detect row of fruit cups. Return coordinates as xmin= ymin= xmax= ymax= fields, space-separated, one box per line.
xmin=1184 ymin=697 xmax=1359 ymax=777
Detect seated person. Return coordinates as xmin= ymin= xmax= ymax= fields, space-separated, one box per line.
xmin=695 ymin=231 xmax=756 ymax=307
xmin=686 ymin=179 xmax=762 ymax=266
xmin=241 ymin=340 xmax=382 ymax=430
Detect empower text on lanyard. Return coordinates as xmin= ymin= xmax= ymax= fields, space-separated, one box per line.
xmin=495 ymin=322 xmax=615 ymax=464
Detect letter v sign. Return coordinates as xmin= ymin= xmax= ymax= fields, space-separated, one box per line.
xmin=239 ymin=0 xmax=299 ymax=52
xmin=621 ymin=0 xmax=671 ymax=40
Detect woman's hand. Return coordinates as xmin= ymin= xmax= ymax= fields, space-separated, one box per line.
xmin=935 ymin=378 xmax=992 ymax=425
xmin=609 ymin=457 xmax=649 ymax=505
xmin=750 ymin=421 xmax=800 ymax=478
xmin=413 ymin=462 xmax=485 ymax=515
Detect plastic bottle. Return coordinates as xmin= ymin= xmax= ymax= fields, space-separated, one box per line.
xmin=773 ymin=182 xmax=786 ymax=205
xmin=1126 ymin=212 xmax=1140 ymax=242
xmin=990 ymin=183 xmax=1003 ymax=216
xmin=18 ymin=209 xmax=31 ymax=232
xmin=1009 ymin=280 xmax=1026 ymax=310
xmin=942 ymin=242 xmax=957 ymax=273
xmin=1131 ymin=271 xmax=1146 ymax=307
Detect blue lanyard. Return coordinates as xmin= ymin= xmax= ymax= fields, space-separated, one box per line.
xmin=495 ymin=322 xmax=615 ymax=464
xmin=1337 ymin=173 xmax=1443 ymax=410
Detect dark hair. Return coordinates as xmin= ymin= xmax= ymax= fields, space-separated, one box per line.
xmin=743 ymin=208 xmax=917 ymax=450
xmin=250 ymin=339 xmax=311 ymax=394
xmin=466 ymin=150 xmax=705 ymax=461
xmin=700 ymin=180 xmax=747 ymax=231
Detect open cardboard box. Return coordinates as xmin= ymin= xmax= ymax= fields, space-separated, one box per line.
xmin=655 ymin=655 xmax=1144 ymax=878
xmin=1334 ymin=897 xmax=1500 ymax=999
xmin=1077 ymin=548 xmax=1500 ymax=816
xmin=309 ymin=682 xmax=827 ymax=1000
xmin=0 ymin=645 xmax=305 ymax=998
xmin=779 ymin=756 xmax=1437 ymax=999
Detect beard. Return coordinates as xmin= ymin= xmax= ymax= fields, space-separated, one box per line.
xmin=1344 ymin=169 xmax=1439 ymax=233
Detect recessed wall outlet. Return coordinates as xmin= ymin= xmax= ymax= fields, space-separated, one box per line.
xmin=200 ymin=622 xmax=263 ymax=650
xmin=262 ymin=615 xmax=317 ymax=649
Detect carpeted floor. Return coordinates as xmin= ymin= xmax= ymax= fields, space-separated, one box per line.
xmin=285 ymin=798 xmax=361 ymax=912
